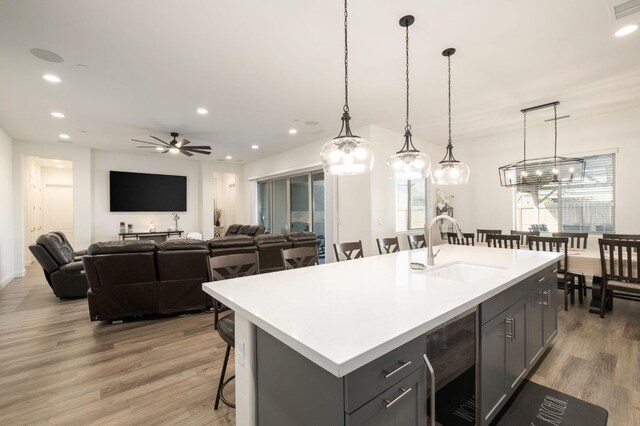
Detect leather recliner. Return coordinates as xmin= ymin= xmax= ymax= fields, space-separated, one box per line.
xmin=209 ymin=235 xmax=257 ymax=257
xmin=225 ymin=224 xmax=266 ymax=237
xmin=29 ymin=232 xmax=89 ymax=298
xmin=254 ymin=234 xmax=292 ymax=273
xmin=285 ymin=232 xmax=320 ymax=249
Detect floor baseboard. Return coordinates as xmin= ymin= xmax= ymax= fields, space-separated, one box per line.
xmin=0 ymin=269 xmax=25 ymax=289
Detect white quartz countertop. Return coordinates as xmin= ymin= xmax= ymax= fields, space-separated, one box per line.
xmin=202 ymin=245 xmax=561 ymax=377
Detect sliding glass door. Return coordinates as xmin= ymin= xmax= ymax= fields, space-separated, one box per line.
xmin=257 ymin=171 xmax=324 ymax=240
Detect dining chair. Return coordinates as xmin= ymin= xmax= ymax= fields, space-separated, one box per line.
xmin=333 ymin=240 xmax=364 ymax=262
xmin=477 ymin=229 xmax=502 ymax=243
xmin=376 ymin=237 xmax=400 ymax=254
xmin=552 ymin=232 xmax=588 ymax=249
xmin=281 ymin=246 xmax=319 ymax=269
xmin=596 ymin=238 xmax=640 ymax=318
xmin=602 ymin=233 xmax=640 ymax=252
xmin=529 ymin=236 xmax=580 ymax=311
xmin=447 ymin=232 xmax=475 ymax=246
xmin=510 ymin=230 xmax=540 ymax=246
xmin=207 ymin=252 xmax=260 ymax=410
xmin=487 ymin=234 xmax=520 ymax=249
xmin=407 ymin=234 xmax=426 ymax=249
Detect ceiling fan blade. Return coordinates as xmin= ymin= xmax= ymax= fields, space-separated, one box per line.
xmin=182 ymin=145 xmax=211 ymax=150
xmin=132 ymin=139 xmax=166 ymax=147
xmin=185 ymin=149 xmax=211 ymax=155
xmin=177 ymin=138 xmax=191 ymax=147
xmin=161 ymin=149 xmax=169 ymax=154
xmin=150 ymin=135 xmax=170 ymax=145
xmin=180 ymin=150 xmax=194 ymax=157
xmin=136 ymin=146 xmax=162 ymax=148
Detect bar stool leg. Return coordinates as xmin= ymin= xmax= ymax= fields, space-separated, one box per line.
xmin=215 ymin=344 xmax=231 ymax=410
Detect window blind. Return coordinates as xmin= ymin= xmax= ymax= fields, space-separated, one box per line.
xmin=514 ymin=153 xmax=615 ymax=234
xmin=396 ymin=179 xmax=430 ymax=232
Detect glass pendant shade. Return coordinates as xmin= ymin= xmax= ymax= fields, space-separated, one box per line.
xmin=432 ymin=159 xmax=471 ymax=185
xmin=321 ymin=133 xmax=374 ymax=175
xmin=387 ymin=130 xmax=431 ymax=180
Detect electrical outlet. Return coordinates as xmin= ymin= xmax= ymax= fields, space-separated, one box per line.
xmin=378 ymin=217 xmax=383 ymax=225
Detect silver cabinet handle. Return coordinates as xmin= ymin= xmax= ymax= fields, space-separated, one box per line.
xmin=505 ymin=318 xmax=514 ymax=341
xmin=542 ymin=290 xmax=550 ymax=306
xmin=538 ymin=277 xmax=546 ymax=283
xmin=423 ymin=354 xmax=435 ymax=426
xmin=384 ymin=387 xmax=412 ymax=409
xmin=512 ymin=317 xmax=516 ymax=341
xmin=553 ymin=268 xmax=558 ymax=273
xmin=384 ymin=360 xmax=412 ymax=379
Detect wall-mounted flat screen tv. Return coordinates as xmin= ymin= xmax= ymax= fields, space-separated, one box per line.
xmin=110 ymin=171 xmax=187 ymax=212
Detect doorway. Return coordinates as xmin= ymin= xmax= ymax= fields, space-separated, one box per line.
xmin=24 ymin=156 xmax=74 ymax=264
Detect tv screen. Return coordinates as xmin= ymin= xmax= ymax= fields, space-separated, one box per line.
xmin=109 ymin=171 xmax=187 ymax=212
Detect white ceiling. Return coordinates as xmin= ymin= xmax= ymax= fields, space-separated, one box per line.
xmin=0 ymin=0 xmax=639 ymax=162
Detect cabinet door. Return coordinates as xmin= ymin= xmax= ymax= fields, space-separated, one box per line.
xmin=526 ymin=290 xmax=544 ymax=366
xmin=346 ymin=367 xmax=425 ymax=426
xmin=543 ymin=280 xmax=558 ymax=345
xmin=480 ymin=313 xmax=507 ymax=422
xmin=506 ymin=300 xmax=527 ymax=391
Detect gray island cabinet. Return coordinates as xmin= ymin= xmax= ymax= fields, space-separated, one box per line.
xmin=202 ymin=245 xmax=561 ymax=426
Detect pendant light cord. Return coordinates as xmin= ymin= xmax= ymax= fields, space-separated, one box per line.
xmin=405 ymin=24 xmax=410 ymax=131
xmin=553 ymin=103 xmax=558 ymax=171
xmin=447 ymin=54 xmax=452 ymax=144
xmin=523 ymin=111 xmax=527 ymax=171
xmin=343 ymin=0 xmax=349 ymax=113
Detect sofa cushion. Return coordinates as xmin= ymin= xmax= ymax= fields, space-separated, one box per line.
xmin=209 ymin=235 xmax=255 ymax=248
xmin=158 ymin=239 xmax=208 ymax=251
xmin=225 ymin=224 xmax=243 ymax=235
xmin=88 ymin=240 xmax=157 ymax=255
xmin=238 ymin=225 xmax=250 ymax=235
xmin=254 ymin=234 xmax=287 ymax=245
xmin=285 ymin=232 xmax=318 ymax=242
xmin=246 ymin=225 xmax=266 ymax=236
xmin=59 ymin=261 xmax=85 ymax=275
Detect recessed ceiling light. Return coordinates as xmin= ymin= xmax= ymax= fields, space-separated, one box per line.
xmin=615 ymin=24 xmax=638 ymax=37
xmin=155 ymin=147 xmax=164 ymax=151
xmin=169 ymin=148 xmax=179 ymax=154
xmin=196 ymin=108 xmax=208 ymax=115
xmin=76 ymin=64 xmax=88 ymax=70
xmin=43 ymin=74 xmax=61 ymax=83
xmin=58 ymin=134 xmax=70 ymax=139
xmin=53 ymin=159 xmax=61 ymax=163
xmin=289 ymin=128 xmax=298 ymax=134
xmin=225 ymin=155 xmax=233 ymax=160
xmin=51 ymin=112 xmax=65 ymax=118
xmin=56 ymin=165 xmax=63 ymax=168
xmin=251 ymin=145 xmax=259 ymax=149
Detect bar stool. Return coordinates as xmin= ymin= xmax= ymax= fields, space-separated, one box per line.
xmin=333 ymin=241 xmax=364 ymax=262
xmin=376 ymin=237 xmax=400 ymax=254
xmin=281 ymin=246 xmax=319 ymax=269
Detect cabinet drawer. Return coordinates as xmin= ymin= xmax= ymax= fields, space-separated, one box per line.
xmin=344 ymin=336 xmax=425 ymax=413
xmin=480 ymin=279 xmax=527 ymax=325
xmin=346 ymin=367 xmax=425 ymax=426
xmin=526 ymin=265 xmax=556 ymax=294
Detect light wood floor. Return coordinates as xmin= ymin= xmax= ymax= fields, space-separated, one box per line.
xmin=1 ymin=266 xmax=639 ymax=425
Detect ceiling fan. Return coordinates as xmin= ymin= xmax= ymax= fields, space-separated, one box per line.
xmin=132 ymin=132 xmax=211 ymax=157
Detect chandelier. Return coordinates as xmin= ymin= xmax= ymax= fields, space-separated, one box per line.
xmin=499 ymin=101 xmax=585 ymax=187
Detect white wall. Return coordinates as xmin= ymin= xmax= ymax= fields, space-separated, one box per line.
xmin=450 ymin=106 xmax=640 ymax=239
xmin=12 ymin=140 xmax=92 ymax=275
xmin=0 ymin=127 xmax=14 ymax=287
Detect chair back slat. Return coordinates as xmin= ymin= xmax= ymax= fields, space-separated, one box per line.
xmin=487 ymin=234 xmax=520 ymax=249
xmin=282 ymin=246 xmax=319 ymax=269
xmin=376 ymin=237 xmax=400 ymax=254
xmin=529 ymin=236 xmax=569 ymax=275
xmin=510 ymin=230 xmax=540 ymax=245
xmin=602 ymin=233 xmax=640 ymax=252
xmin=407 ymin=234 xmax=426 ymax=249
xmin=447 ymin=232 xmax=475 ymax=246
xmin=208 ymin=253 xmax=259 ymax=281
xmin=477 ymin=229 xmax=502 ymax=243
xmin=598 ymin=239 xmax=640 ymax=284
xmin=552 ymin=232 xmax=588 ymax=249
xmin=333 ymin=240 xmax=364 ymax=262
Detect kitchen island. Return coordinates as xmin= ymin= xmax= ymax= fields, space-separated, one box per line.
xmin=202 ymin=244 xmax=561 ymax=425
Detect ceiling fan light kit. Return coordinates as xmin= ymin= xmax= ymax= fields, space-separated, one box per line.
xmin=498 ymin=101 xmax=586 ymax=187
xmin=132 ymin=132 xmax=212 ymax=157
xmin=431 ymin=48 xmax=470 ymax=185
xmin=387 ymin=15 xmax=431 ymax=181
xmin=320 ymin=0 xmax=374 ymax=175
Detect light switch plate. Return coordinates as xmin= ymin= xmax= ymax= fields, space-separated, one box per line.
xmin=237 ymin=342 xmax=245 ymax=367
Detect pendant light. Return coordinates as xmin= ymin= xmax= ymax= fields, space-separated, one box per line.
xmin=498 ymin=101 xmax=585 ymax=187
xmin=320 ymin=0 xmax=374 ymax=175
xmin=431 ymin=48 xmax=470 ymax=185
xmin=387 ymin=15 xmax=431 ymax=180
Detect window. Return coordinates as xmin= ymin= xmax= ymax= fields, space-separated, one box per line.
xmin=396 ymin=179 xmax=430 ymax=231
xmin=514 ymin=153 xmax=615 ymax=234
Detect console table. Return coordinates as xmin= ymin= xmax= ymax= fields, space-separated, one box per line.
xmin=119 ymin=231 xmax=183 ymax=242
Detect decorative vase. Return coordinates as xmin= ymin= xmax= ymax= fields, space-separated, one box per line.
xmin=215 ymin=220 xmax=221 ymax=226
